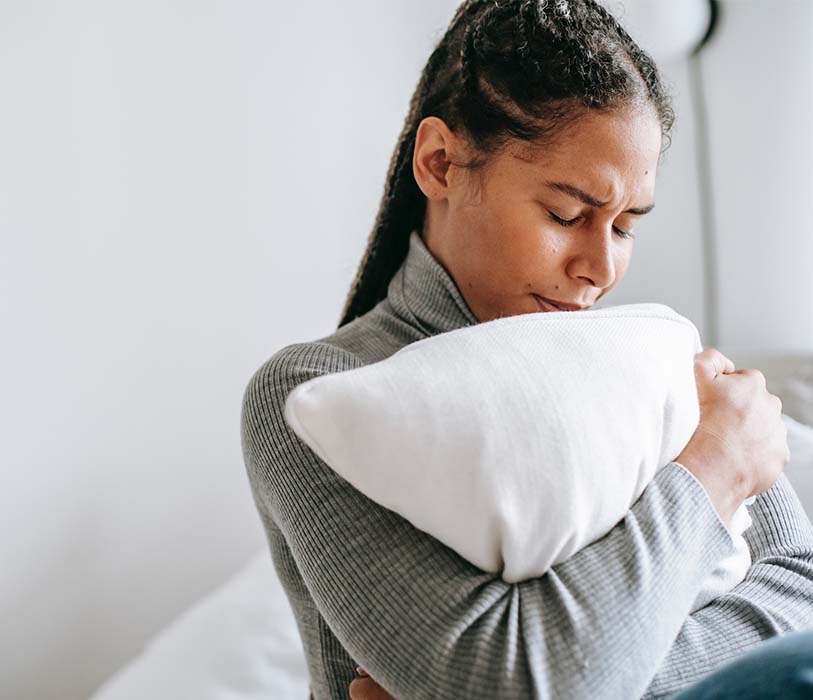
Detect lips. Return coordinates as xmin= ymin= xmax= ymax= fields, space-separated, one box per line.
xmin=532 ymin=294 xmax=587 ymax=312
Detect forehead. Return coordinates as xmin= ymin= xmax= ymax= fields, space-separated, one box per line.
xmin=500 ymin=107 xmax=662 ymax=201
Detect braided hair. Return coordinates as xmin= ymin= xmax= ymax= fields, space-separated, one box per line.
xmin=337 ymin=0 xmax=675 ymax=328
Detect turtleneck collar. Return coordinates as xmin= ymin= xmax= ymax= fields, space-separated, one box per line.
xmin=384 ymin=229 xmax=480 ymax=338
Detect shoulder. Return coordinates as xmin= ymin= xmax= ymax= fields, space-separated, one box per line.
xmin=241 ymin=340 xmax=363 ymax=422
xmin=239 ymin=341 xmax=363 ymax=503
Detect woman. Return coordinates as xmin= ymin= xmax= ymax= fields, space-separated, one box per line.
xmin=240 ymin=1 xmax=813 ymax=698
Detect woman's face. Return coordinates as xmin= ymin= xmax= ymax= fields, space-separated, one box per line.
xmin=413 ymin=106 xmax=663 ymax=322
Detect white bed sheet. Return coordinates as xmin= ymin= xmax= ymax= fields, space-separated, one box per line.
xmin=89 ymin=551 xmax=309 ymax=700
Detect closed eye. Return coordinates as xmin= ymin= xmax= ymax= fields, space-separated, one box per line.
xmin=548 ymin=211 xmax=635 ymax=240
xmin=549 ymin=212 xmax=580 ymax=228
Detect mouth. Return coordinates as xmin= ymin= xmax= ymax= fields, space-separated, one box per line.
xmin=531 ymin=294 xmax=586 ymax=313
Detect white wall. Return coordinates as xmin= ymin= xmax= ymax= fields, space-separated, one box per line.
xmin=1 ymin=1 xmax=809 ymax=699
xmin=1 ymin=2 xmax=461 ymax=698
xmin=701 ymin=0 xmax=813 ymax=353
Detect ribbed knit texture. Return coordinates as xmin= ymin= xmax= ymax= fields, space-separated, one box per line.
xmin=240 ymin=230 xmax=813 ymax=700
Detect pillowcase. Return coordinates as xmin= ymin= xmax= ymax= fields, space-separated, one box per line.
xmin=284 ymin=302 xmax=753 ymax=610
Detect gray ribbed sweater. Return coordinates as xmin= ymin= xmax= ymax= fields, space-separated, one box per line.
xmin=240 ymin=230 xmax=813 ymax=700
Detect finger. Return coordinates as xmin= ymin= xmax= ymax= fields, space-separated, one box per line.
xmin=349 ymin=677 xmax=396 ymax=700
xmin=696 ymin=348 xmax=736 ymax=381
xmin=349 ymin=677 xmax=364 ymax=699
xmin=356 ymin=666 xmax=369 ymax=677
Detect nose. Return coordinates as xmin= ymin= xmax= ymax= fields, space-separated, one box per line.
xmin=567 ymin=224 xmax=617 ymax=290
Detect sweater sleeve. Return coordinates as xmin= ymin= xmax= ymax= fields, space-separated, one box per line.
xmin=640 ymin=471 xmax=813 ymax=699
xmin=240 ymin=341 xmax=736 ymax=700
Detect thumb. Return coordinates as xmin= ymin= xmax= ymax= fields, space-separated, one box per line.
xmin=695 ymin=348 xmax=736 ymax=384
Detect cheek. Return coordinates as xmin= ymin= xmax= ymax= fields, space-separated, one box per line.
xmin=476 ymin=204 xmax=569 ymax=280
xmin=613 ymin=247 xmax=634 ymax=280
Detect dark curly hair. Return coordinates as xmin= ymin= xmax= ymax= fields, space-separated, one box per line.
xmin=337 ymin=0 xmax=675 ymax=328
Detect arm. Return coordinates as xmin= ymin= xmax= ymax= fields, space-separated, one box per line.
xmin=241 ymin=341 xmax=736 ymax=700
xmin=641 ymin=472 xmax=813 ymax=699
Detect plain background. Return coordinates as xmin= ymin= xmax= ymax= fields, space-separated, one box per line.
xmin=2 ymin=1 xmax=811 ymax=698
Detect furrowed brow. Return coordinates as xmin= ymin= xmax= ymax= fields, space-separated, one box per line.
xmin=545 ymin=180 xmax=655 ymax=215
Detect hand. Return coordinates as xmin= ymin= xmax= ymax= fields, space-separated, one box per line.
xmin=675 ymin=348 xmax=790 ymax=525
xmin=349 ymin=666 xmax=396 ymax=700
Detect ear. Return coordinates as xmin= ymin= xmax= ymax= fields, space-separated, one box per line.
xmin=412 ymin=117 xmax=466 ymax=201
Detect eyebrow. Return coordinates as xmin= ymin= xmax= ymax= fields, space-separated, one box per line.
xmin=545 ymin=180 xmax=656 ymax=216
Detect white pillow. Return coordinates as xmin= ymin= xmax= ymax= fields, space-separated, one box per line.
xmin=284 ymin=302 xmax=754 ymax=610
